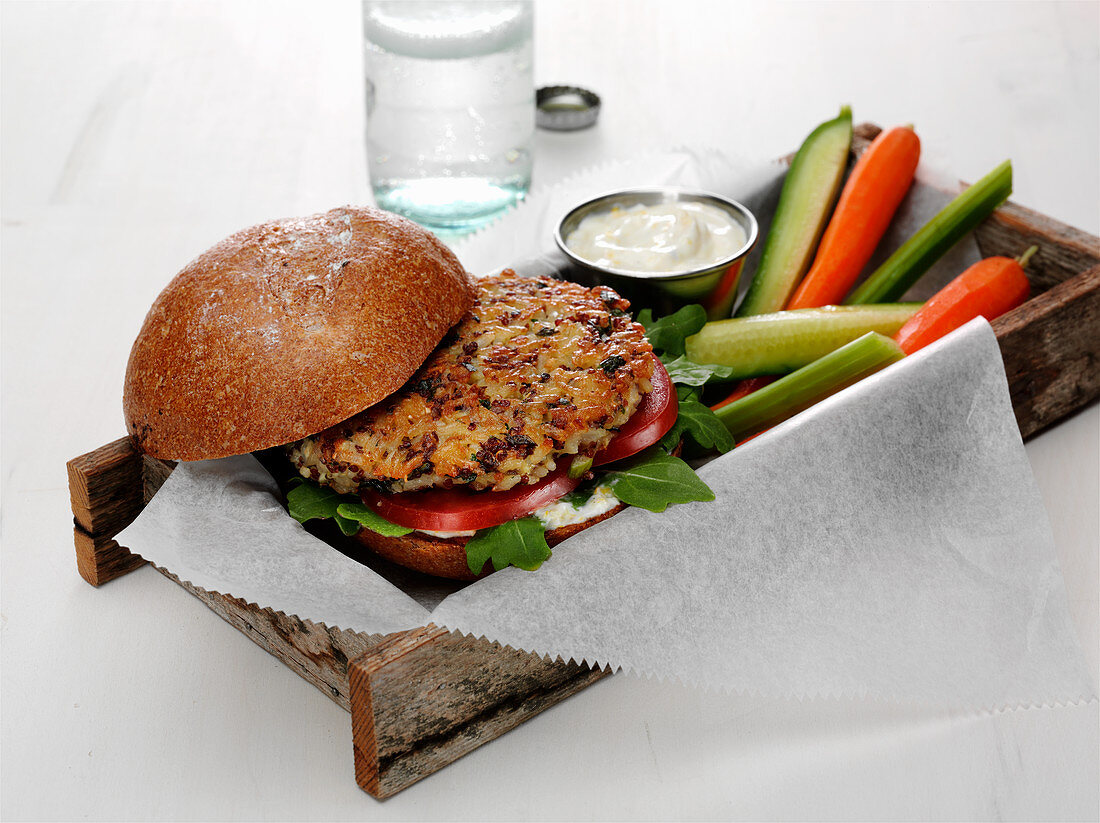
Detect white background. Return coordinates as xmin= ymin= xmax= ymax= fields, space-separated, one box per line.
xmin=2 ymin=1 xmax=1097 ymax=819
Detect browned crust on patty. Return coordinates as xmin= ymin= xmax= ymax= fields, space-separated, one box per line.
xmin=291 ymin=274 xmax=655 ymax=493
xmin=124 ymin=206 xmax=474 ymax=460
xmin=353 ymin=501 xmax=628 ymax=581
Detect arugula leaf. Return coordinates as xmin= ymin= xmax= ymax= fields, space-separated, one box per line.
xmin=603 ymin=448 xmax=716 ymax=512
xmin=660 ymin=354 xmax=738 ymax=387
xmin=465 ymin=516 xmax=551 ymax=575
xmin=336 ymin=502 xmax=414 ymax=537
xmin=660 ymin=389 xmax=736 ymax=454
xmin=287 ymin=482 xmax=346 ymax=523
xmin=636 ymin=304 xmax=707 ymax=357
xmin=285 ymin=479 xmax=409 ymax=537
xmin=563 ymin=475 xmax=610 ymax=509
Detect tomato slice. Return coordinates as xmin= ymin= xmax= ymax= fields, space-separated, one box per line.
xmin=360 ymin=462 xmax=582 ymax=533
xmin=360 ymin=359 xmax=677 ymax=532
xmin=592 ymin=359 xmax=678 ymax=466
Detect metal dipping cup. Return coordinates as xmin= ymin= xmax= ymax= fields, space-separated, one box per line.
xmin=554 ymin=188 xmax=759 ymax=320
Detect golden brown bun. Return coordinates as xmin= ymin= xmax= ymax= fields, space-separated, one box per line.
xmin=124 ymin=206 xmax=474 ymax=460
xmin=353 ymin=502 xmax=627 ymax=581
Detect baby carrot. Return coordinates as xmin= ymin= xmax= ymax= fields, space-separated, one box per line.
xmin=893 ymin=247 xmax=1035 ymax=354
xmin=715 ymin=126 xmax=917 ymax=409
xmin=787 ymin=126 xmax=921 ymax=310
xmin=711 ymin=376 xmax=775 ymax=410
xmin=846 ymin=160 xmax=1013 ymax=305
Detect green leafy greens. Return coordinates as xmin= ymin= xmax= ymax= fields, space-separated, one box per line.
xmin=659 ymin=354 xmax=737 ymax=387
xmin=660 ymin=387 xmax=736 ymax=454
xmin=465 ymin=516 xmax=552 ymax=575
xmin=286 ymin=481 xmax=411 ymax=538
xmin=335 ymin=502 xmax=415 ymax=537
xmin=639 ymin=304 xmax=736 ymax=456
xmin=636 ymin=304 xmax=707 ymax=357
xmin=602 ymin=448 xmax=715 ymax=512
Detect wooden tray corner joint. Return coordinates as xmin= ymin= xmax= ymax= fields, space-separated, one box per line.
xmin=66 ymin=123 xmax=1100 ymax=798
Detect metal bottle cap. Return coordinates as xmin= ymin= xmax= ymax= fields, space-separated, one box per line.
xmin=536 ymin=85 xmax=601 ymax=131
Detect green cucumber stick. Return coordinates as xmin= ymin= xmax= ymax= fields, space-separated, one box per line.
xmin=846 ymin=160 xmax=1013 ymax=305
xmin=736 ymin=106 xmax=853 ymax=317
xmin=714 ymin=332 xmax=904 ymax=440
xmin=685 ymin=303 xmax=920 ymax=378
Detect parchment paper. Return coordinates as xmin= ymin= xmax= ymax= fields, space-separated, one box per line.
xmin=115 ymin=151 xmax=1095 ymax=708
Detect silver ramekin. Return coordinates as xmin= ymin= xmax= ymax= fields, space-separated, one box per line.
xmin=554 ymin=188 xmax=758 ymax=320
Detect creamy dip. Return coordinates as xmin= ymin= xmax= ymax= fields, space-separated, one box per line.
xmin=565 ymin=201 xmax=746 ymax=273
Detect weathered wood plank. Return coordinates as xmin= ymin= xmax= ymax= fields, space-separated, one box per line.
xmin=73 ymin=526 xmax=146 ymax=587
xmin=68 ymin=437 xmax=149 ymax=586
xmin=66 ymin=437 xmax=143 ymax=536
xmin=992 ymin=265 xmax=1100 ymax=438
xmin=974 ymin=202 xmax=1100 ymax=292
xmin=851 ymin=121 xmax=882 ymax=152
xmin=349 ymin=626 xmax=609 ymax=798
xmin=156 ymin=568 xmax=384 ymax=710
xmin=143 ymin=455 xmax=175 ymax=505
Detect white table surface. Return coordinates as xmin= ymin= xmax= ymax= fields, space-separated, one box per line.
xmin=2 ymin=1 xmax=1097 ymax=819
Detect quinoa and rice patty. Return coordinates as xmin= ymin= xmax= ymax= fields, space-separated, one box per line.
xmin=289 ymin=272 xmax=655 ymax=493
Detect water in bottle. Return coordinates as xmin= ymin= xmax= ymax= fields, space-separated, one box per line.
xmin=364 ymin=1 xmax=534 ymax=234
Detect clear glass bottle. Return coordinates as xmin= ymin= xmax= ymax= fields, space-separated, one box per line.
xmin=363 ymin=1 xmax=534 ymax=235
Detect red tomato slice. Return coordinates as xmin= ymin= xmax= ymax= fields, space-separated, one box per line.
xmin=360 ymin=463 xmax=582 ymax=533
xmin=592 ymin=359 xmax=678 ymax=466
xmin=359 ymin=359 xmax=677 ymax=532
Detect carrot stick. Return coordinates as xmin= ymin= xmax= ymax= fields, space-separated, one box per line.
xmin=711 ymin=376 xmax=775 ymax=410
xmin=713 ymin=126 xmax=920 ymax=410
xmin=787 ymin=126 xmax=921 ymax=310
xmin=893 ymin=247 xmax=1035 ymax=355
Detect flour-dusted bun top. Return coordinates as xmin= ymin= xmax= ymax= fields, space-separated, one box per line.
xmin=124 ymin=206 xmax=474 ymax=460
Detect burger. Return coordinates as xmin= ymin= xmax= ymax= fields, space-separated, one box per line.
xmin=124 ymin=206 xmax=717 ymax=581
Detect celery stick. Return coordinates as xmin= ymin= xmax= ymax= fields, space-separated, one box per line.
xmin=846 ymin=160 xmax=1012 ymax=304
xmin=714 ymin=332 xmax=905 ymax=440
xmin=736 ymin=106 xmax=853 ymax=317
xmin=685 ymin=304 xmax=919 ymax=378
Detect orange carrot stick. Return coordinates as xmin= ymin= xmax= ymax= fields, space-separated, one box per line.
xmin=713 ymin=126 xmax=920 ymax=410
xmin=710 ymin=376 xmax=775 ymax=410
xmin=893 ymin=247 xmax=1035 ymax=355
xmin=787 ymin=126 xmax=921 ymax=310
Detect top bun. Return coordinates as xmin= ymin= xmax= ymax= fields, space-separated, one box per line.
xmin=124 ymin=206 xmax=474 ymax=460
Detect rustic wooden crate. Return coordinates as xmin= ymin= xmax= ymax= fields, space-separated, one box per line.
xmin=66 ymin=123 xmax=1100 ymax=799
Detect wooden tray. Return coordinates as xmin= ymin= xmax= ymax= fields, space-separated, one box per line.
xmin=66 ymin=123 xmax=1100 ymax=799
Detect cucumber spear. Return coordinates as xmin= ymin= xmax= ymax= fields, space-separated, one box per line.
xmin=714 ymin=332 xmax=905 ymax=441
xmin=736 ymin=106 xmax=853 ymax=317
xmin=685 ymin=303 xmax=920 ymax=378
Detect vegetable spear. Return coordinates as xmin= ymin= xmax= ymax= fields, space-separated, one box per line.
xmin=718 ymin=107 xmax=853 ymax=406
xmin=736 ymin=106 xmax=853 ymax=317
xmin=713 ymin=332 xmax=905 ymax=440
xmin=893 ymin=247 xmax=1035 ymax=354
xmin=846 ymin=160 xmax=1013 ymax=305
xmin=685 ymin=303 xmax=920 ymax=378
xmin=787 ymin=125 xmax=921 ymax=309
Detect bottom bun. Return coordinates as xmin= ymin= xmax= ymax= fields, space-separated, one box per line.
xmin=353 ymin=502 xmax=627 ymax=581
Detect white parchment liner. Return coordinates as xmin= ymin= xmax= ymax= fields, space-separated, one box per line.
xmin=116 ymin=151 xmax=1095 ymax=708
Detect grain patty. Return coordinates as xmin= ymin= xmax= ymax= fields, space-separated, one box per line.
xmin=289 ymin=272 xmax=655 ymax=493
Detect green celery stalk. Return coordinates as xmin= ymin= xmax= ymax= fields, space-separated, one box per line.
xmin=714 ymin=332 xmax=905 ymax=440
xmin=685 ymin=304 xmax=919 ymax=378
xmin=736 ymin=106 xmax=853 ymax=317
xmin=846 ymin=160 xmax=1012 ymax=304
